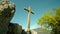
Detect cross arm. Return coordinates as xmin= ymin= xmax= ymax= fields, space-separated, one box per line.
xmin=24 ymin=7 xmax=34 ymax=14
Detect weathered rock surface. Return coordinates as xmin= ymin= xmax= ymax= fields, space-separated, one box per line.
xmin=7 ymin=23 xmax=22 ymax=34
xmin=0 ymin=0 xmax=22 ymax=34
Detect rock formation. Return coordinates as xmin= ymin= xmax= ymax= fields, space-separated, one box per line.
xmin=0 ymin=0 xmax=22 ymax=34
xmin=7 ymin=23 xmax=22 ymax=34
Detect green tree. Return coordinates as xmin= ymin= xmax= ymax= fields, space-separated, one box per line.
xmin=38 ymin=8 xmax=60 ymax=34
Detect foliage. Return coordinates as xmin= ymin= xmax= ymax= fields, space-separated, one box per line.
xmin=38 ymin=7 xmax=60 ymax=34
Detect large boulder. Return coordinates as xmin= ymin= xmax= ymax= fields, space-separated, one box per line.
xmin=0 ymin=0 xmax=15 ymax=34
xmin=0 ymin=0 xmax=22 ymax=34
xmin=7 ymin=23 xmax=22 ymax=34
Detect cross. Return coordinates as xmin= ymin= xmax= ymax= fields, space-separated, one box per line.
xmin=24 ymin=6 xmax=34 ymax=34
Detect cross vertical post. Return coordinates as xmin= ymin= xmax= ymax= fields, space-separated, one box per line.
xmin=24 ymin=6 xmax=34 ymax=34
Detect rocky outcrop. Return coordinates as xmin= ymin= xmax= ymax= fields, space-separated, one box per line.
xmin=7 ymin=23 xmax=22 ymax=34
xmin=0 ymin=0 xmax=22 ymax=34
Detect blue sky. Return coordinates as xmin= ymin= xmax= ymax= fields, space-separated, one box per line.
xmin=7 ymin=0 xmax=60 ymax=29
